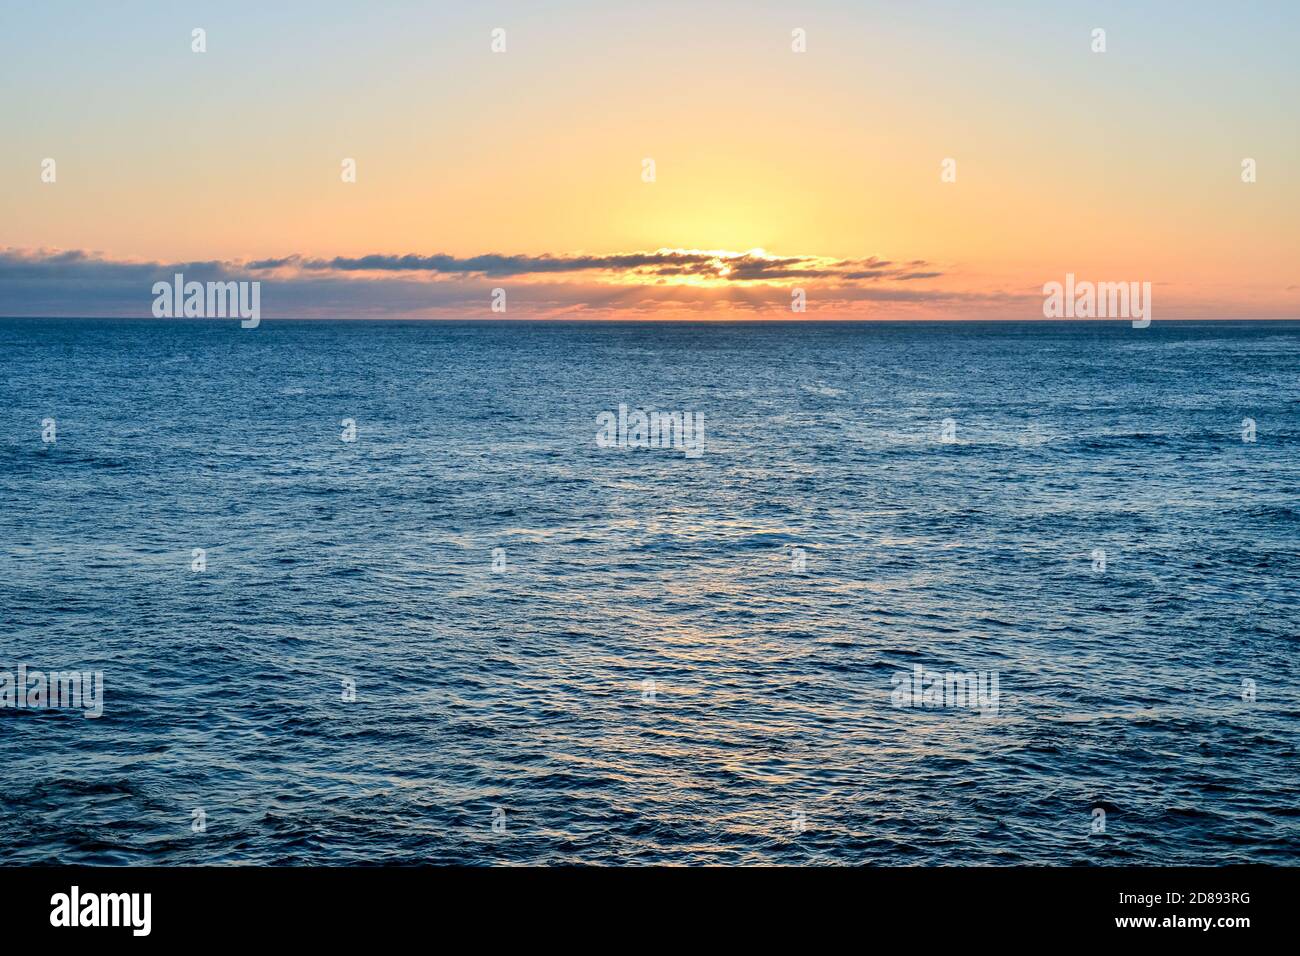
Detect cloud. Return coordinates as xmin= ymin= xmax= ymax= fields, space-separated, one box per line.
xmin=1 ymin=246 xmax=1046 ymax=319
xmin=244 ymin=248 xmax=941 ymax=284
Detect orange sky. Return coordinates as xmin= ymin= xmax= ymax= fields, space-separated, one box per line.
xmin=1 ymin=2 xmax=1296 ymax=318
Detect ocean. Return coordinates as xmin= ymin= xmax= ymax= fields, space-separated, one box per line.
xmin=1 ymin=318 xmax=1296 ymax=865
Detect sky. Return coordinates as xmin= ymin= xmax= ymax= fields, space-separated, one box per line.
xmin=1 ymin=0 xmax=1296 ymax=319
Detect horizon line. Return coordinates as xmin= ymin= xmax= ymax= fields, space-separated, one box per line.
xmin=5 ymin=315 xmax=1298 ymax=324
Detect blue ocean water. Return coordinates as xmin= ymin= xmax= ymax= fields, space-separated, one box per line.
xmin=0 ymin=317 xmax=1296 ymax=865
